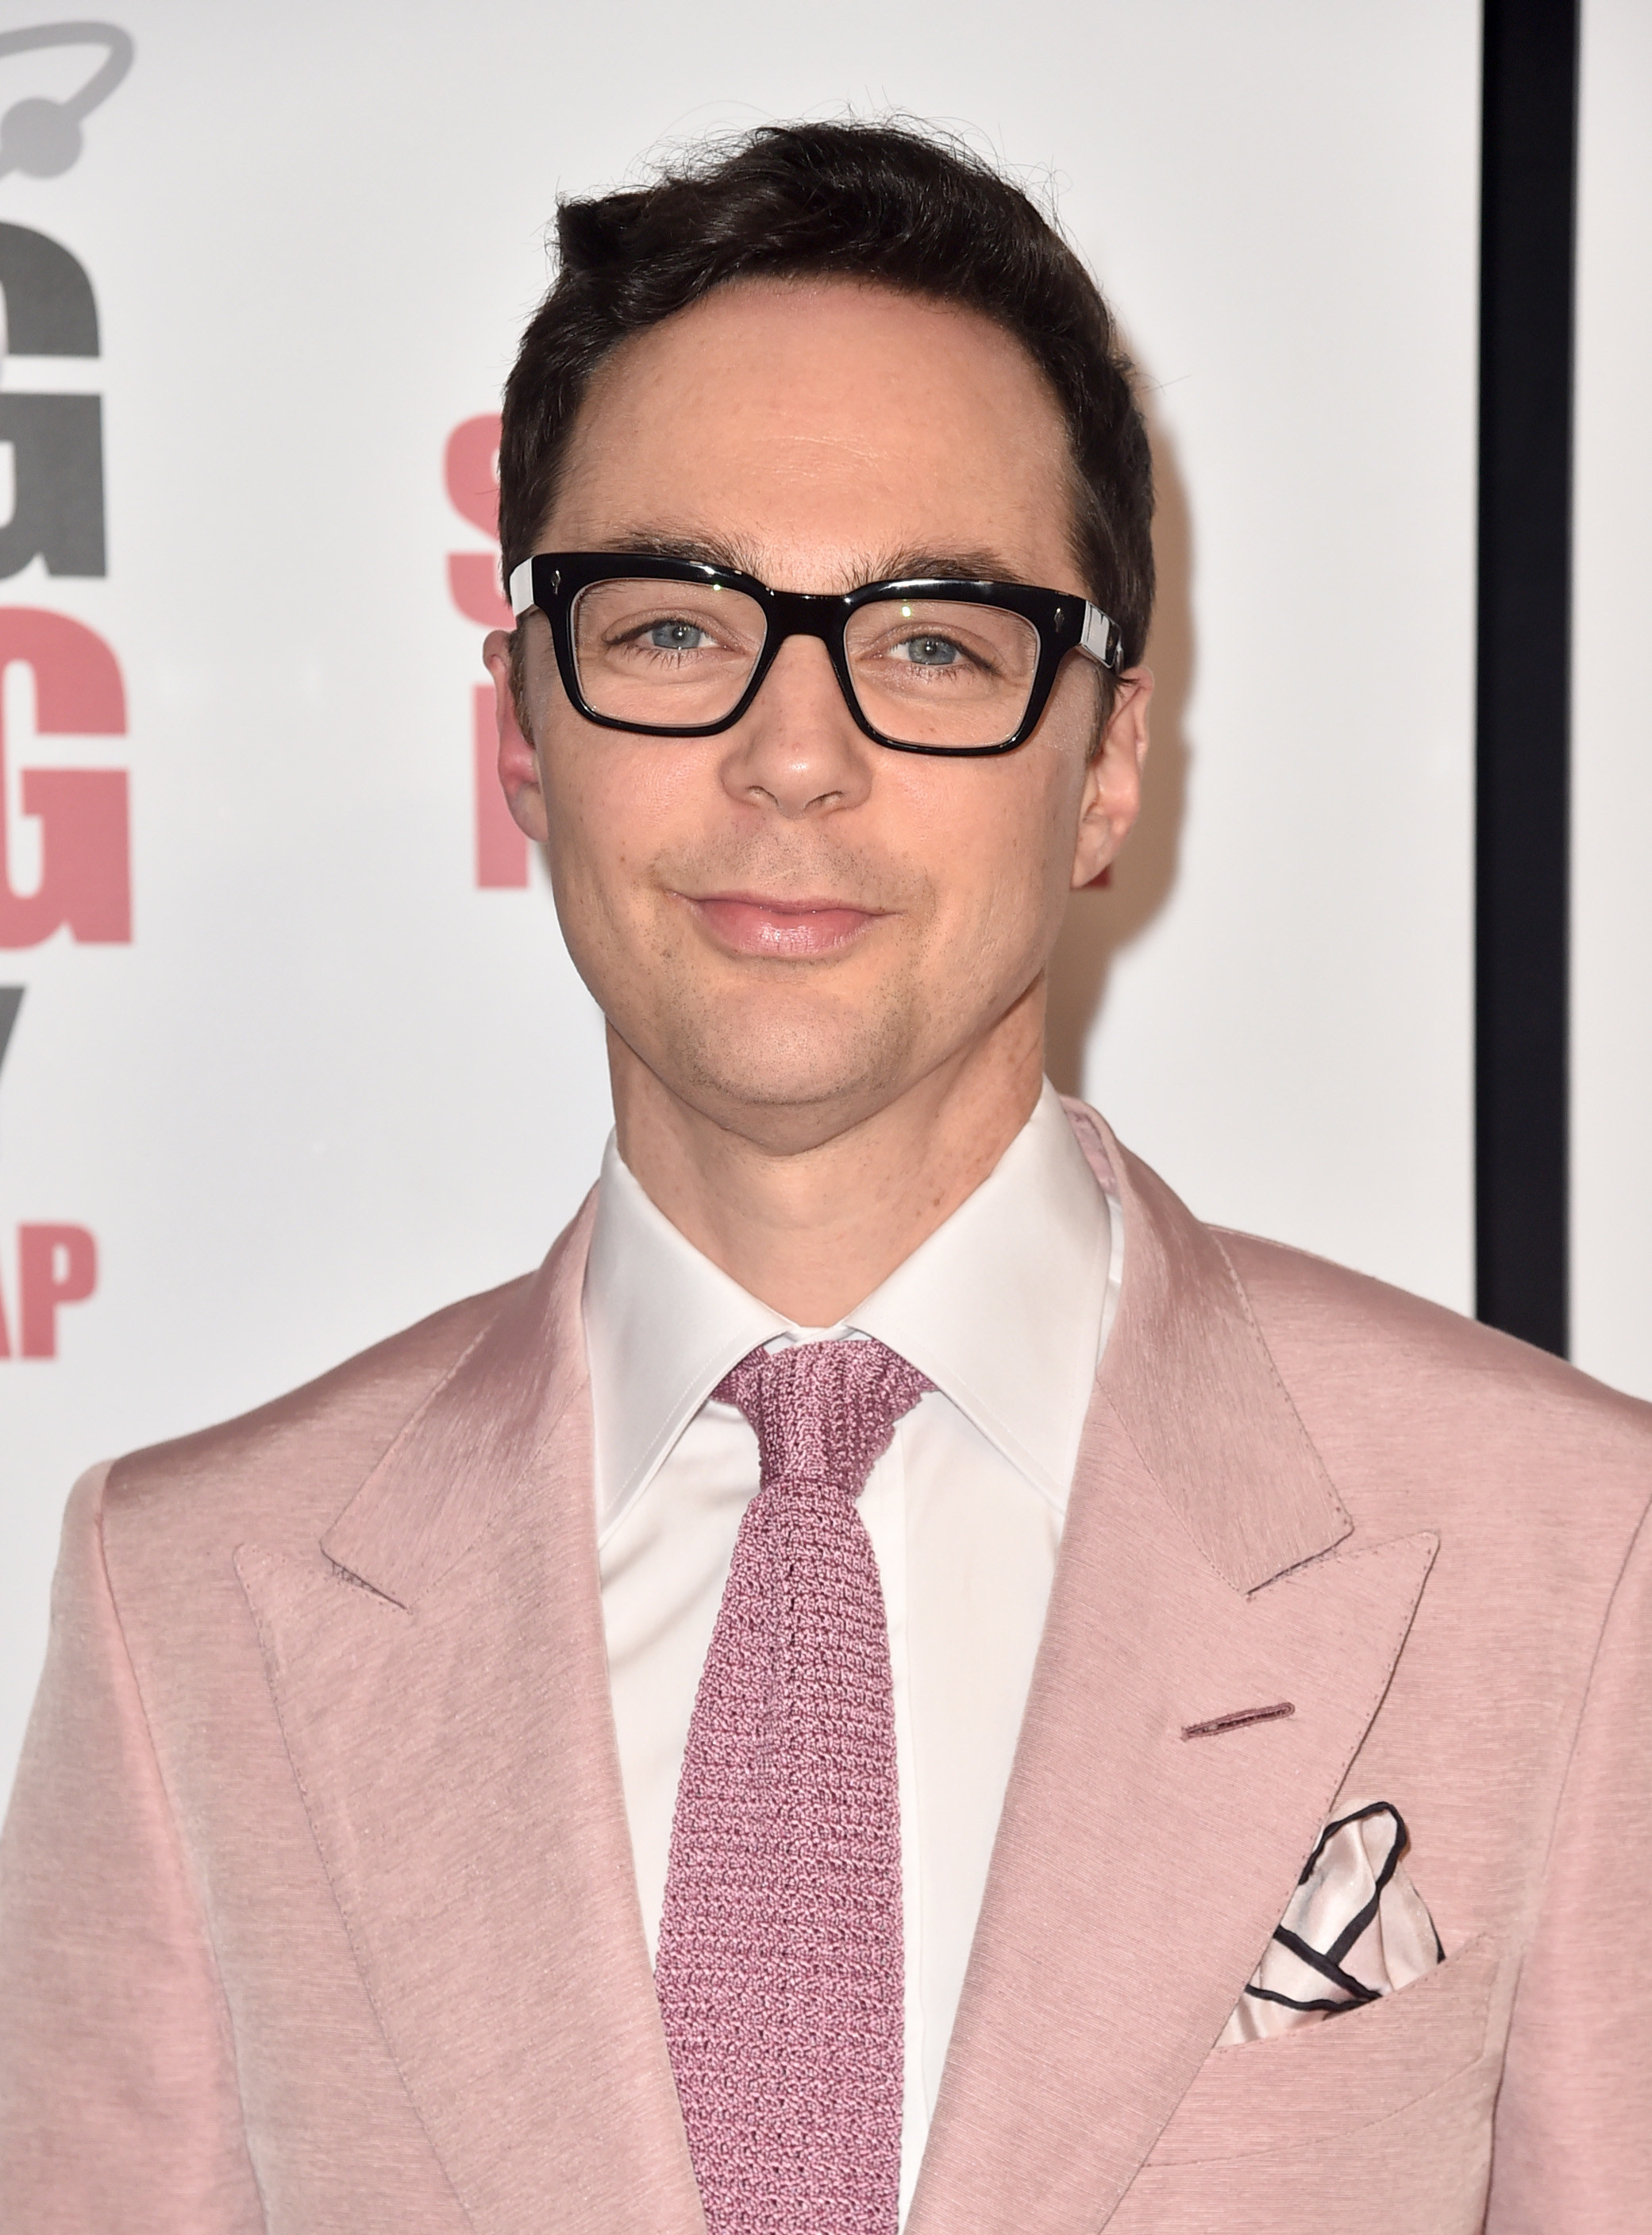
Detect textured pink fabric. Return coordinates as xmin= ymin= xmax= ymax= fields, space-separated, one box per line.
xmin=653 ymin=1338 xmax=933 ymax=2235
xmin=5 ymin=1111 xmax=1652 ymax=2233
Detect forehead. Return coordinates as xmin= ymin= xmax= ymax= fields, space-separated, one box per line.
xmin=544 ymin=278 xmax=1082 ymax=592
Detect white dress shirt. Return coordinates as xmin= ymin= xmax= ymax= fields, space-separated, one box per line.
xmin=582 ymin=1081 xmax=1121 ymax=2219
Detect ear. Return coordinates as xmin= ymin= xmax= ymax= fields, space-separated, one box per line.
xmin=1072 ymin=666 xmax=1152 ymax=891
xmin=483 ymin=628 xmax=549 ymax=845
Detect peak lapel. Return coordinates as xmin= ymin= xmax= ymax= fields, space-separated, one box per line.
xmin=237 ymin=1198 xmax=705 ymax=2235
xmin=1072 ymin=1101 xmax=1353 ymax=1590
xmin=907 ymin=1110 xmax=1437 ymax=2233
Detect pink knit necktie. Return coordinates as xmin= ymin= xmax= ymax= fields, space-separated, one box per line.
xmin=654 ymin=1337 xmax=933 ymax=2235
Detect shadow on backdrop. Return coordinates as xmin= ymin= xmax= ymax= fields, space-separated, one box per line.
xmin=1045 ymin=413 xmax=1194 ymax=1096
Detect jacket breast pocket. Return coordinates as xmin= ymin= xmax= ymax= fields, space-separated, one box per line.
xmin=1146 ymin=1935 xmax=1499 ymax=2166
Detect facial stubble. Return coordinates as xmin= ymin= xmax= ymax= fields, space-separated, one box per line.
xmin=618 ymin=830 xmax=945 ymax=1132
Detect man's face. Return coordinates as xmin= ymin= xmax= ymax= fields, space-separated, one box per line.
xmin=490 ymin=279 xmax=1148 ymax=1154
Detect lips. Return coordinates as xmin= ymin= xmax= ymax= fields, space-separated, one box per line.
xmin=687 ymin=892 xmax=884 ymax=958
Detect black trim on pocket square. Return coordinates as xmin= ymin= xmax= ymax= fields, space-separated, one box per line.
xmin=1235 ymin=1801 xmax=1446 ymax=2025
xmin=1225 ymin=1797 xmax=1448 ymax=2047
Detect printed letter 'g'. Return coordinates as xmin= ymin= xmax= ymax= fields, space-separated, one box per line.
xmin=0 ymin=607 xmax=129 ymax=946
xmin=0 ymin=224 xmax=105 ymax=578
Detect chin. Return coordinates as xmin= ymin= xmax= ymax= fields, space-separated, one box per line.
xmin=659 ymin=988 xmax=921 ymax=1135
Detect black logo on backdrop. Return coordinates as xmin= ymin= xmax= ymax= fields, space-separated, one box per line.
xmin=0 ymin=23 xmax=131 ymax=1361
xmin=0 ymin=221 xmax=102 ymax=576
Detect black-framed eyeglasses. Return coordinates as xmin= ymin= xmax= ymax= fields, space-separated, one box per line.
xmin=508 ymin=552 xmax=1122 ymax=757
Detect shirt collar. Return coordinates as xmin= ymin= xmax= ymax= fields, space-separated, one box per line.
xmin=582 ymin=1079 xmax=1118 ymax=1537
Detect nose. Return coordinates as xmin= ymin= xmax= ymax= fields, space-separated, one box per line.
xmin=717 ymin=633 xmax=874 ymax=819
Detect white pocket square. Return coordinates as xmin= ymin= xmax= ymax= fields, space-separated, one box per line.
xmin=1219 ymin=1801 xmax=1443 ymax=2045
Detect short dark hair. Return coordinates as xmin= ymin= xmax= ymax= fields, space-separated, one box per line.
xmin=499 ymin=119 xmax=1154 ymax=670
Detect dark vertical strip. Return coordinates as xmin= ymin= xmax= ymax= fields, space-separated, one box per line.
xmin=0 ymin=987 xmax=21 ymax=1086
xmin=1477 ymin=0 xmax=1580 ymax=1354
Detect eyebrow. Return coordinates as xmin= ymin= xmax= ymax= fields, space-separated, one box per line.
xmin=585 ymin=530 xmax=1027 ymax=591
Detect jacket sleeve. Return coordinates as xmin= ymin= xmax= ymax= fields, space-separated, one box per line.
xmin=0 ymin=1465 xmax=265 ymax=2233
xmin=1485 ymin=1490 xmax=1652 ymax=2229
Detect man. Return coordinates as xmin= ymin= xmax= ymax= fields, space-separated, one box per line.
xmin=0 ymin=119 xmax=1647 ymax=2234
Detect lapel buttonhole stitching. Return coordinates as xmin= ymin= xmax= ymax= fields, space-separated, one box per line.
xmin=1180 ymin=1701 xmax=1297 ymax=1740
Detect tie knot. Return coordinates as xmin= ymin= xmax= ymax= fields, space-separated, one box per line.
xmin=714 ymin=1337 xmax=933 ymax=1500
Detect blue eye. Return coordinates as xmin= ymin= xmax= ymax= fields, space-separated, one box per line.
xmin=900 ymin=634 xmax=961 ymax=667
xmin=646 ymin=619 xmax=709 ymax=653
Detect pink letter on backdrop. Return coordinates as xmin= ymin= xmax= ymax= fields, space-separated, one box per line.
xmin=445 ymin=413 xmax=501 ymax=538
xmin=18 ymin=1223 xmax=98 ymax=1358
xmin=445 ymin=414 xmax=513 ymax=630
xmin=0 ymin=607 xmax=129 ymax=947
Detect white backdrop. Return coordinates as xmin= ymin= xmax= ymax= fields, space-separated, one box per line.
xmin=0 ymin=0 xmax=1483 ymax=1796
xmin=1573 ymin=0 xmax=1652 ymax=1404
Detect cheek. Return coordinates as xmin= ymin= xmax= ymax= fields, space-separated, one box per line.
xmin=916 ymin=753 xmax=1076 ymax=944
xmin=538 ymin=727 xmax=677 ymax=902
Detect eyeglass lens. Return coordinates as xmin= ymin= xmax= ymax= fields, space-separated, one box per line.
xmin=569 ymin=578 xmax=1042 ymax=749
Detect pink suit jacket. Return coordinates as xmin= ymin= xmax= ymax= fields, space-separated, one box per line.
xmin=2 ymin=1104 xmax=1650 ymax=2233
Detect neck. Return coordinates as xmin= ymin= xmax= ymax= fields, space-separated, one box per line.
xmin=609 ymin=989 xmax=1047 ymax=1325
